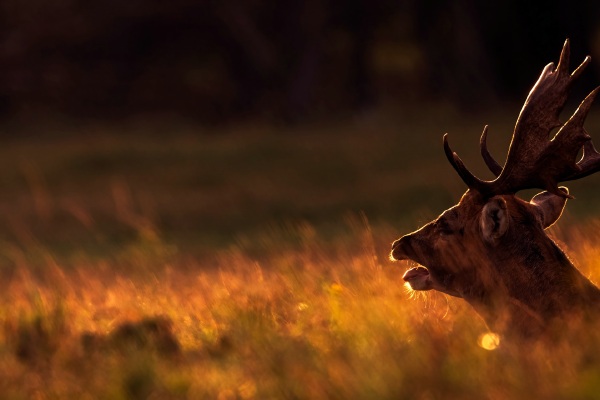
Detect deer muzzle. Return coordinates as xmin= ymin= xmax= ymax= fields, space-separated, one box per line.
xmin=392 ymin=235 xmax=432 ymax=289
xmin=391 ymin=235 xmax=415 ymax=262
xmin=392 ymin=235 xmax=463 ymax=297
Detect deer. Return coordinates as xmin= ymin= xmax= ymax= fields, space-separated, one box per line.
xmin=390 ymin=40 xmax=600 ymax=341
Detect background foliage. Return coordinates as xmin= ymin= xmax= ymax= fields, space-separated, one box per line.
xmin=1 ymin=0 xmax=599 ymax=123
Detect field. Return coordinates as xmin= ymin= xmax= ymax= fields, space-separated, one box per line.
xmin=3 ymin=105 xmax=600 ymax=399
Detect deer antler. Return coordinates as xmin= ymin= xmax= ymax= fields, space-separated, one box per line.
xmin=479 ymin=125 xmax=502 ymax=177
xmin=445 ymin=39 xmax=600 ymax=198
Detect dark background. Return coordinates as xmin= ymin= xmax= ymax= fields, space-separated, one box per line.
xmin=0 ymin=0 xmax=600 ymax=259
xmin=1 ymin=0 xmax=599 ymax=125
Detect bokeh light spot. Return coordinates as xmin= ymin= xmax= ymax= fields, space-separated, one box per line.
xmin=478 ymin=332 xmax=500 ymax=350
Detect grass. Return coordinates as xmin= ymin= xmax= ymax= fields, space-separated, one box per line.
xmin=2 ymin=105 xmax=600 ymax=398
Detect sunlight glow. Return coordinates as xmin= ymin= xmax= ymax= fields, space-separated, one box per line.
xmin=478 ymin=332 xmax=500 ymax=351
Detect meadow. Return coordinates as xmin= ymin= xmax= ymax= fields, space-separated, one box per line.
xmin=2 ymin=105 xmax=600 ymax=399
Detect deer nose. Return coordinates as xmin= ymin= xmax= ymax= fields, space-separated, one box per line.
xmin=391 ymin=235 xmax=412 ymax=261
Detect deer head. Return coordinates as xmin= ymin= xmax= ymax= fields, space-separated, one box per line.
xmin=391 ymin=40 xmax=600 ymax=339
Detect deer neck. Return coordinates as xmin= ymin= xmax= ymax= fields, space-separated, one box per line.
xmin=471 ymin=237 xmax=600 ymax=337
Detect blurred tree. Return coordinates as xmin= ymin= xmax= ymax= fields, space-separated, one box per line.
xmin=211 ymin=0 xmax=387 ymax=122
xmin=414 ymin=0 xmax=497 ymax=110
xmin=0 ymin=0 xmax=598 ymax=125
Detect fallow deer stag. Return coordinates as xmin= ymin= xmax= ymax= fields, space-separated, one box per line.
xmin=391 ymin=40 xmax=600 ymax=340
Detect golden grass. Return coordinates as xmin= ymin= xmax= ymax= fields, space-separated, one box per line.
xmin=2 ymin=111 xmax=600 ymax=398
xmin=1 ymin=218 xmax=600 ymax=399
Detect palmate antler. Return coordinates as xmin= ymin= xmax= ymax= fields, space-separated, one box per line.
xmin=444 ymin=39 xmax=600 ymax=198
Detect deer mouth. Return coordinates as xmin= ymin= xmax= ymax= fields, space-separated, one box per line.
xmin=392 ymin=238 xmax=460 ymax=295
xmin=402 ymin=264 xmax=463 ymax=297
xmin=403 ymin=265 xmax=434 ymax=291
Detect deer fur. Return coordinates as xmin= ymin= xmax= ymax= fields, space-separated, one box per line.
xmin=391 ymin=41 xmax=600 ymax=341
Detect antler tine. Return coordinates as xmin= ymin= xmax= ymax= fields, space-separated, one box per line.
xmin=556 ymin=39 xmax=571 ymax=76
xmin=564 ymin=86 xmax=599 ymax=128
xmin=479 ymin=125 xmax=502 ymax=177
xmin=570 ymin=140 xmax=600 ymax=180
xmin=559 ymin=87 xmax=600 ymax=181
xmin=443 ymin=134 xmax=489 ymax=192
xmin=571 ymin=55 xmax=591 ymax=80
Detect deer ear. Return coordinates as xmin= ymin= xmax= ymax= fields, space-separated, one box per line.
xmin=480 ymin=197 xmax=509 ymax=243
xmin=530 ymin=187 xmax=568 ymax=229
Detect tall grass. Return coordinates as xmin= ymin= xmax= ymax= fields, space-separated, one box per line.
xmin=3 ymin=218 xmax=600 ymax=399
xmin=1 ymin=109 xmax=600 ymax=398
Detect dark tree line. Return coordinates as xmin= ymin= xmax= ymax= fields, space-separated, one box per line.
xmin=0 ymin=0 xmax=598 ymax=123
